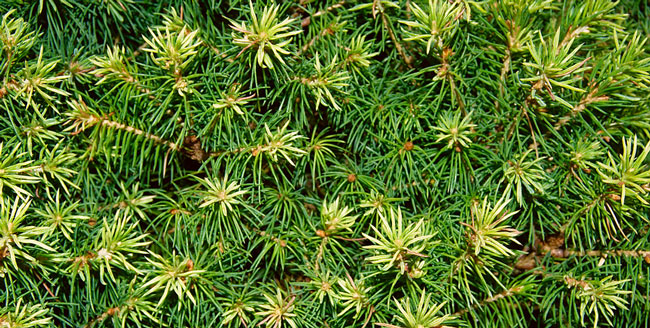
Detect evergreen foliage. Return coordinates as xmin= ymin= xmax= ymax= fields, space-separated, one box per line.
xmin=1 ymin=0 xmax=650 ymax=327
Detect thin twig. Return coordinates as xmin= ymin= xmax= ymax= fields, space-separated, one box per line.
xmin=312 ymin=1 xmax=346 ymax=18
xmin=453 ymin=285 xmax=525 ymax=316
xmin=377 ymin=6 xmax=412 ymax=68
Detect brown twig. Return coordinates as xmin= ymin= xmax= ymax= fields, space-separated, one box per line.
xmin=554 ymin=83 xmax=608 ymax=129
xmin=514 ymin=233 xmax=650 ymax=271
xmin=70 ymin=112 xmax=179 ymax=152
xmin=453 ymin=285 xmax=525 ymax=316
xmin=298 ymin=23 xmax=337 ymax=55
xmin=33 ymin=271 xmax=57 ymax=299
xmin=312 ymin=1 xmax=346 ymax=18
xmin=84 ymin=305 xmax=129 ymax=328
xmin=376 ymin=3 xmax=413 ymax=68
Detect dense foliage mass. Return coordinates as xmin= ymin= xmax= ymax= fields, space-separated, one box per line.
xmin=1 ymin=0 xmax=650 ymax=327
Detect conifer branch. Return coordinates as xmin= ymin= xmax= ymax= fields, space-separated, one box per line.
xmin=2 ymin=2 xmax=649 ymax=327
